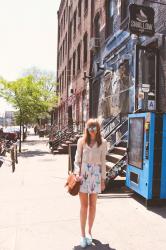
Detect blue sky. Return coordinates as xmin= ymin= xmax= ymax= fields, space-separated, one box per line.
xmin=0 ymin=0 xmax=61 ymax=113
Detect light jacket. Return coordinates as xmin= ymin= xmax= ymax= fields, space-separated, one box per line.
xmin=74 ymin=137 xmax=107 ymax=179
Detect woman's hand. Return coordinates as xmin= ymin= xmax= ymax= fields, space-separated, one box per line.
xmin=101 ymin=179 xmax=105 ymax=192
xmin=75 ymin=174 xmax=81 ymax=182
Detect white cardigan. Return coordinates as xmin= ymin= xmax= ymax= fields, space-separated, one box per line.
xmin=74 ymin=137 xmax=107 ymax=179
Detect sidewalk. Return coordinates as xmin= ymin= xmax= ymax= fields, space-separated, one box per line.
xmin=0 ymin=132 xmax=165 ymax=250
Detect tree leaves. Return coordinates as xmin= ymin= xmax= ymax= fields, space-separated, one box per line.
xmin=0 ymin=69 xmax=58 ymax=125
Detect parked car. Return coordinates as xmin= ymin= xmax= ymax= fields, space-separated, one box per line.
xmin=3 ymin=126 xmax=20 ymax=140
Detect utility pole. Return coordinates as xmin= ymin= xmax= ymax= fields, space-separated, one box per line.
xmin=19 ymin=109 xmax=22 ymax=153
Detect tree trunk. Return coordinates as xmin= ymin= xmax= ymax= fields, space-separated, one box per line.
xmin=23 ymin=124 xmax=25 ymax=142
xmin=19 ymin=120 xmax=22 ymax=153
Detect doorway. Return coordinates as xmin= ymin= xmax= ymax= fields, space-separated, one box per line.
xmin=68 ymin=106 xmax=73 ymax=126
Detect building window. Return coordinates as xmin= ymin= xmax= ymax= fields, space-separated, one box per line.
xmin=60 ymin=47 xmax=62 ymax=66
xmin=73 ymin=10 xmax=77 ymax=38
xmin=93 ymin=13 xmax=100 ymax=51
xmin=57 ymin=52 xmax=59 ymax=70
xmin=73 ymin=52 xmax=76 ymax=77
xmin=56 ymin=79 xmax=59 ymax=94
xmin=64 ymin=9 xmax=66 ymax=28
xmin=78 ymin=0 xmax=81 ymax=25
xmin=58 ymin=26 xmax=60 ymax=43
xmin=69 ymin=21 xmax=72 ymax=46
xmin=83 ymin=32 xmax=88 ymax=64
xmin=65 ymin=33 xmax=67 ymax=55
xmin=64 ymin=67 xmax=67 ymax=89
xmin=59 ymin=77 xmax=61 ymax=94
xmin=84 ymin=0 xmax=88 ymax=15
xmin=61 ymin=46 xmax=62 ymax=65
xmin=105 ymin=0 xmax=115 ymax=38
xmin=121 ymin=0 xmax=129 ymax=22
xmin=61 ymin=72 xmax=64 ymax=93
xmin=77 ymin=43 xmax=81 ymax=71
xmin=69 ymin=59 xmax=72 ymax=83
xmin=61 ymin=19 xmax=63 ymax=36
xmin=94 ymin=13 xmax=100 ymax=39
xmin=63 ymin=40 xmax=65 ymax=61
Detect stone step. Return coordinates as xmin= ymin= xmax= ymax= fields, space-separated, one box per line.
xmin=61 ymin=143 xmax=68 ymax=147
xmin=62 ymin=145 xmax=69 ymax=154
xmin=112 ymin=147 xmax=126 ymax=156
xmin=65 ymin=141 xmax=74 ymax=145
xmin=52 ymin=150 xmax=59 ymax=154
xmin=106 ymin=153 xmax=124 ymax=164
xmin=106 ymin=161 xmax=115 ymax=171
xmin=118 ymin=140 xmax=128 ymax=148
xmin=57 ymin=146 xmax=68 ymax=154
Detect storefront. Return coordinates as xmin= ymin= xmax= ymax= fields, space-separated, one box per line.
xmin=91 ymin=3 xmax=166 ymax=120
xmin=92 ymin=30 xmax=135 ymax=120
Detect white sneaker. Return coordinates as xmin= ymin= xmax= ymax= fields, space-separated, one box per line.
xmin=80 ymin=237 xmax=87 ymax=248
xmin=86 ymin=234 xmax=93 ymax=245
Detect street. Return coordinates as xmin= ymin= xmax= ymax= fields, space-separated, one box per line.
xmin=0 ymin=131 xmax=166 ymax=250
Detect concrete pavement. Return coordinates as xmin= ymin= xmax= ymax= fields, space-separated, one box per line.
xmin=0 ymin=132 xmax=166 ymax=250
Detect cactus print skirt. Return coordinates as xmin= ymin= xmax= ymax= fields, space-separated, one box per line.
xmin=79 ymin=163 xmax=102 ymax=194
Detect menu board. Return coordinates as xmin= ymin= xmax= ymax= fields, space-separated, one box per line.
xmin=128 ymin=117 xmax=145 ymax=169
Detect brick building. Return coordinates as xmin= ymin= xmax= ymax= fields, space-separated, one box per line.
xmin=57 ymin=0 xmax=92 ymax=130
xmin=56 ymin=0 xmax=166 ymax=129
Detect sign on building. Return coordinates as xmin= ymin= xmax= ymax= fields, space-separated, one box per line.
xmin=129 ymin=4 xmax=155 ymax=36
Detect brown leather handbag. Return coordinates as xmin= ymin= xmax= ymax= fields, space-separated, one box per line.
xmin=65 ymin=173 xmax=80 ymax=196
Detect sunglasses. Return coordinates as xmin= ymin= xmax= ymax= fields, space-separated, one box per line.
xmin=87 ymin=126 xmax=97 ymax=132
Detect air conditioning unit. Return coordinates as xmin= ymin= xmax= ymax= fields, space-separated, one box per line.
xmin=89 ymin=37 xmax=100 ymax=50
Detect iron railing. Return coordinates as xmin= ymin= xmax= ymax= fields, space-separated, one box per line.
xmin=101 ymin=113 xmax=122 ymax=139
xmin=107 ymin=118 xmax=128 ymax=150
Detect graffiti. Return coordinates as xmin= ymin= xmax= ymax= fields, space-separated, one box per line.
xmin=99 ymin=59 xmax=134 ymax=118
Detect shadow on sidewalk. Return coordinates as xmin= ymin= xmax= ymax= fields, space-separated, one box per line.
xmin=23 ymin=139 xmax=48 ymax=146
xmin=131 ymin=193 xmax=166 ymax=218
xmin=19 ymin=150 xmax=49 ymax=158
xmin=148 ymin=206 xmax=166 ymax=219
xmin=73 ymin=239 xmax=116 ymax=250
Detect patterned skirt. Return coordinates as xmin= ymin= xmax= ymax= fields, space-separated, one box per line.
xmin=79 ymin=163 xmax=102 ymax=194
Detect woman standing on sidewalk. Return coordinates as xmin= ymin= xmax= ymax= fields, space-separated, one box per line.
xmin=74 ymin=118 xmax=107 ymax=248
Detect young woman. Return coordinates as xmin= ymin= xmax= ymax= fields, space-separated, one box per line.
xmin=74 ymin=118 xmax=107 ymax=248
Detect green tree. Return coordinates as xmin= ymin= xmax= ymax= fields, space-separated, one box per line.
xmin=0 ymin=69 xmax=58 ymax=151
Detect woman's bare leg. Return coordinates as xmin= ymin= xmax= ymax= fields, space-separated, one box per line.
xmin=88 ymin=193 xmax=97 ymax=235
xmin=79 ymin=192 xmax=88 ymax=237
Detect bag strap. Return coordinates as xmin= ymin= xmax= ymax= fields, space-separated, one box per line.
xmin=79 ymin=141 xmax=84 ymax=175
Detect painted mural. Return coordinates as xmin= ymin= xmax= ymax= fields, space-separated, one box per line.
xmin=97 ymin=31 xmax=135 ymax=119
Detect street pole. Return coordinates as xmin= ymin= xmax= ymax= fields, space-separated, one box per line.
xmin=19 ymin=109 xmax=22 ymax=153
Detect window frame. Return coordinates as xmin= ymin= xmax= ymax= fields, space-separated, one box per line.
xmin=83 ymin=32 xmax=88 ymax=64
